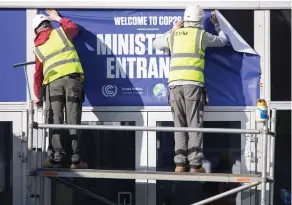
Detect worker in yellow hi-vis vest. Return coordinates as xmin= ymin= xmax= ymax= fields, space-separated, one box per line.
xmin=153 ymin=6 xmax=228 ymax=173
xmin=32 ymin=9 xmax=87 ymax=169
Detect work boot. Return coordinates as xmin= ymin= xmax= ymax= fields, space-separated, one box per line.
xmin=190 ymin=166 xmax=206 ymax=173
xmin=70 ymin=154 xmax=88 ymax=169
xmin=42 ymin=150 xmax=54 ymax=168
xmin=51 ymin=152 xmax=65 ymax=168
xmin=175 ymin=166 xmax=186 ymax=172
xmin=42 ymin=157 xmax=63 ymax=168
xmin=43 ymin=160 xmax=53 ymax=168
xmin=70 ymin=161 xmax=88 ymax=169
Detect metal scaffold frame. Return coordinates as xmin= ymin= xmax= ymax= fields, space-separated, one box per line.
xmin=25 ymin=99 xmax=277 ymax=205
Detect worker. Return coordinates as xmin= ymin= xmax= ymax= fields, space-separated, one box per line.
xmin=32 ymin=9 xmax=87 ymax=169
xmin=153 ymin=6 xmax=228 ymax=173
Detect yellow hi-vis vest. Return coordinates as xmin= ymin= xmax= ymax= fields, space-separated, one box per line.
xmin=33 ymin=27 xmax=84 ymax=85
xmin=167 ymin=27 xmax=205 ymax=83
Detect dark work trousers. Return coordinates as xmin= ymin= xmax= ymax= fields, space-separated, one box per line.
xmin=44 ymin=73 xmax=83 ymax=164
xmin=169 ymin=84 xmax=205 ymax=169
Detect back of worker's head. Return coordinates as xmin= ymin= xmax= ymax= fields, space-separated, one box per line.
xmin=184 ymin=5 xmax=205 ymax=22
xmin=32 ymin=14 xmax=52 ymax=34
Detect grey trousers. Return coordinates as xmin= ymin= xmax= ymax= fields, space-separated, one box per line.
xmin=169 ymin=84 xmax=205 ymax=169
xmin=44 ymin=74 xmax=83 ymax=163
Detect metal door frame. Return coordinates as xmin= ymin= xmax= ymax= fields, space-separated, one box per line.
xmin=82 ymin=111 xmax=148 ymax=205
xmin=147 ymin=111 xmax=255 ymax=205
xmin=0 ymin=112 xmax=25 ymax=205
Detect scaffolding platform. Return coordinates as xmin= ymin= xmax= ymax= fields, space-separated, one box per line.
xmin=31 ymin=168 xmax=265 ymax=183
xmin=21 ymin=97 xmax=277 ymax=205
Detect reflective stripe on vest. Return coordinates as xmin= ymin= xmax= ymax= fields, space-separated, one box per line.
xmin=33 ymin=27 xmax=84 ymax=85
xmin=167 ymin=27 xmax=205 ymax=83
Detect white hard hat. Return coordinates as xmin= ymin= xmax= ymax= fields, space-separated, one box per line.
xmin=184 ymin=5 xmax=205 ymax=22
xmin=32 ymin=14 xmax=51 ymax=30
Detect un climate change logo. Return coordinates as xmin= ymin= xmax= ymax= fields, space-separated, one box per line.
xmin=153 ymin=83 xmax=167 ymax=99
xmin=102 ymin=85 xmax=118 ymax=97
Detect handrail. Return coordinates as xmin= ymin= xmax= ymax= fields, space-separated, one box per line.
xmin=13 ymin=61 xmax=36 ymax=68
xmin=12 ymin=61 xmax=36 ymax=101
xmin=35 ymin=123 xmax=262 ymax=134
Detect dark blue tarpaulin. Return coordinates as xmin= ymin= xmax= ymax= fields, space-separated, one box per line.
xmin=39 ymin=9 xmax=261 ymax=107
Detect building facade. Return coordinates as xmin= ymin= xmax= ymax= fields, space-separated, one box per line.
xmin=0 ymin=1 xmax=291 ymax=205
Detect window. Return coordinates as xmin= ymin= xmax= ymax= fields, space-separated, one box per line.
xmin=273 ymin=110 xmax=291 ymax=205
xmin=0 ymin=122 xmax=12 ymax=205
xmin=271 ymin=10 xmax=291 ymax=101
xmin=220 ymin=10 xmax=254 ymax=48
xmin=52 ymin=121 xmax=136 ymax=205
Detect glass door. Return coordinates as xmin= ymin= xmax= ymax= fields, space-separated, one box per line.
xmin=147 ymin=111 xmax=254 ymax=205
xmin=52 ymin=111 xmax=147 ymax=205
xmin=0 ymin=112 xmax=24 ymax=205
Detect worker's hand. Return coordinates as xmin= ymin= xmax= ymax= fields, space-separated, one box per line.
xmin=45 ymin=9 xmax=62 ymax=22
xmin=34 ymin=97 xmax=43 ymax=108
xmin=210 ymin=10 xmax=218 ymax=25
xmin=172 ymin=20 xmax=184 ymax=31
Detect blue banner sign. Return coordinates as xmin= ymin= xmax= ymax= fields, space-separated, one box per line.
xmin=39 ymin=9 xmax=260 ymax=107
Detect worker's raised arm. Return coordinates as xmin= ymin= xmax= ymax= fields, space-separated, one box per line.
xmin=202 ymin=11 xmax=228 ymax=50
xmin=59 ymin=18 xmax=79 ymax=40
xmin=45 ymin=9 xmax=79 ymax=40
xmin=153 ymin=20 xmax=184 ymax=51
xmin=152 ymin=30 xmax=172 ymax=51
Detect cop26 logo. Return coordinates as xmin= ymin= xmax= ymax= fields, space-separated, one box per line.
xmin=153 ymin=83 xmax=167 ymax=100
xmin=102 ymin=85 xmax=118 ymax=97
